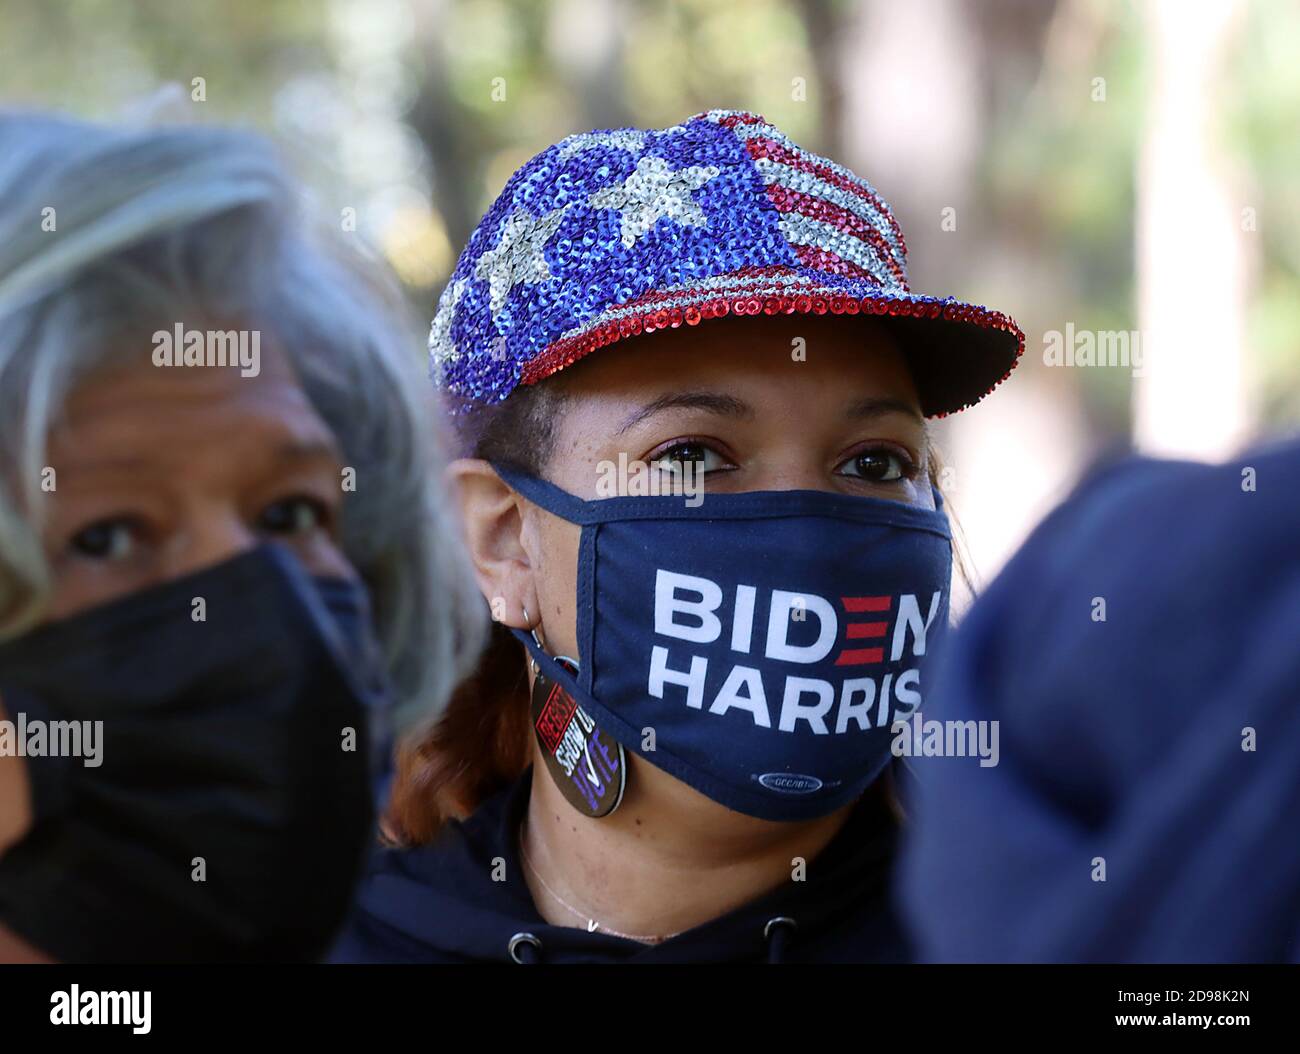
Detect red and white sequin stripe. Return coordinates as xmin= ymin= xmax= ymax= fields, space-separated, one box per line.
xmin=698 ymin=110 xmax=910 ymax=290
xmin=521 ymin=265 xmax=1025 ymax=416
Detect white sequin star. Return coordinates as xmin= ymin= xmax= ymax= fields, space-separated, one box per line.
xmin=474 ymin=206 xmax=569 ymax=317
xmin=588 ymin=155 xmax=720 ymax=249
xmin=556 ymin=129 xmax=647 ymax=161
xmin=428 ymin=278 xmax=467 ymax=373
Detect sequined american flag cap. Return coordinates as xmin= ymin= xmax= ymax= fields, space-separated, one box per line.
xmin=430 ymin=109 xmax=1024 ymax=417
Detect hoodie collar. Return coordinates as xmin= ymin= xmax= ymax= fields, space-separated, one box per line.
xmin=351 ymin=765 xmax=908 ymax=963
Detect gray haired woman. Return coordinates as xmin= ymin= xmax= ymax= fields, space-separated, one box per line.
xmin=0 ymin=112 xmax=484 ymax=962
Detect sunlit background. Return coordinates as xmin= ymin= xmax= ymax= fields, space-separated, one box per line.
xmin=3 ymin=0 xmax=1297 ymax=594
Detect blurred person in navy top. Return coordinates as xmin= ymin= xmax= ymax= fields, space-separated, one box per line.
xmin=899 ymin=438 xmax=1300 ymax=962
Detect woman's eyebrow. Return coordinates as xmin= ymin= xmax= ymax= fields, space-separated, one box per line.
xmin=843 ymin=396 xmax=925 ymax=424
xmin=614 ymin=391 xmax=754 ymax=435
xmin=269 ymin=438 xmax=344 ymax=467
xmin=55 ymin=439 xmax=343 ymax=479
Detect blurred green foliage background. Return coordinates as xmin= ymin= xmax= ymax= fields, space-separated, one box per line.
xmin=2 ymin=0 xmax=1296 ymax=536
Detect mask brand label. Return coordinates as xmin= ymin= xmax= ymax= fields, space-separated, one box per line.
xmin=648 ymin=569 xmax=943 ymax=739
xmin=757 ymin=772 xmax=824 ymax=794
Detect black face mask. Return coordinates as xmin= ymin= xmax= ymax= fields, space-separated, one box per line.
xmin=0 ymin=545 xmax=391 ymax=962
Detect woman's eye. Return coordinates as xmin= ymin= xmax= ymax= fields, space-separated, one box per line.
xmin=837 ymin=448 xmax=912 ymax=484
xmin=69 ymin=519 xmax=138 ymax=561
xmin=649 ymin=441 xmax=730 ymax=476
xmin=257 ymin=496 xmax=331 ymax=536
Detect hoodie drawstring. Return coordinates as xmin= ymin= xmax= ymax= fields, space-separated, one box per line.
xmin=509 ymin=932 xmax=543 ymax=963
xmin=763 ymin=916 xmax=797 ymax=963
xmin=510 ymin=920 xmax=797 ymax=962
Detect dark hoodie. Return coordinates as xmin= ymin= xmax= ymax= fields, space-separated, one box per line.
xmin=331 ymin=766 xmax=913 ymax=963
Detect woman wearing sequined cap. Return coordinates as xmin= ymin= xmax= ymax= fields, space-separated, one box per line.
xmin=334 ymin=110 xmax=1024 ymax=963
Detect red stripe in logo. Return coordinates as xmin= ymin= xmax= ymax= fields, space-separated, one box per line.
xmin=836 ymin=596 xmax=891 ymax=665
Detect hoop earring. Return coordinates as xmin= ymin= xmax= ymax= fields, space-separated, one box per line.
xmin=522 ymin=603 xmax=627 ymax=818
xmin=522 ymin=604 xmax=543 ymax=676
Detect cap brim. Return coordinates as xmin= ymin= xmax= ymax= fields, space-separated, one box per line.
xmin=519 ymin=273 xmax=1024 ymax=418
xmin=871 ymin=302 xmax=1024 ymax=418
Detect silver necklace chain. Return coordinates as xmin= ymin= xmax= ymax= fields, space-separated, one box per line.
xmin=517 ymin=819 xmax=682 ymax=945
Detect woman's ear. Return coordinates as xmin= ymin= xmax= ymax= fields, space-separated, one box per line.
xmin=448 ymin=458 xmax=537 ymax=629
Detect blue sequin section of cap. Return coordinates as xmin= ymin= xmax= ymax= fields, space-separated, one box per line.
xmin=433 ymin=116 xmax=797 ymax=403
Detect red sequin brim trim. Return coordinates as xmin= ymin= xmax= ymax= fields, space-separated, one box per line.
xmin=519 ymin=289 xmax=1025 ymax=418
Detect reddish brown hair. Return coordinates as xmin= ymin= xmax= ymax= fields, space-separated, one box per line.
xmin=383 ymin=382 xmax=565 ymax=845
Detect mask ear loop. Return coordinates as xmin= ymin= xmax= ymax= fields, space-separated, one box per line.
xmin=522 ymin=603 xmax=581 ymax=675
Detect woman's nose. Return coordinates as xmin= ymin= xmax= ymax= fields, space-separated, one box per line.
xmin=164 ymin=508 xmax=261 ymax=580
xmin=749 ymin=461 xmax=829 ymax=492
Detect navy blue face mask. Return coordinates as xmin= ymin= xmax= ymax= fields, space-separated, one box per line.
xmin=496 ymin=464 xmax=952 ymax=822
